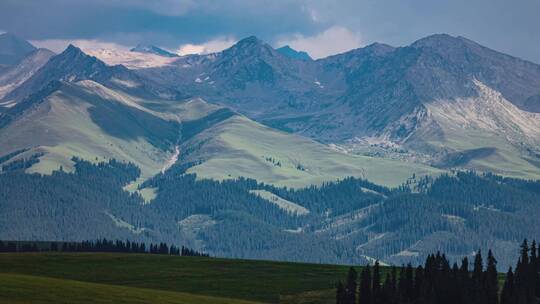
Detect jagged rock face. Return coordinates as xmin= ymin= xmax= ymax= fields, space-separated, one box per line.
xmin=130 ymin=34 xmax=540 ymax=177
xmin=2 ymin=45 xmax=185 ymax=105
xmin=409 ymin=34 xmax=540 ymax=111
xmin=0 ymin=48 xmax=55 ymax=100
xmin=136 ymin=34 xmax=540 ymax=145
xmin=0 ymin=33 xmax=36 ymax=66
xmin=276 ymin=45 xmax=312 ymax=61
xmin=138 ymin=36 xmax=334 ymax=117
xmin=130 ymin=44 xmax=178 ymax=58
xmin=4 ymin=45 xmax=124 ymax=102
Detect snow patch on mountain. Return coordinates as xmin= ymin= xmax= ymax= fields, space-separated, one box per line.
xmin=84 ymin=48 xmax=178 ymax=69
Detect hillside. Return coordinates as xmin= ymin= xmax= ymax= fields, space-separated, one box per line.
xmin=0 ymin=80 xmax=180 ymax=178
xmin=133 ymin=34 xmax=540 ymax=180
xmin=0 ymin=274 xmax=259 ymax=304
xmin=0 ymin=43 xmax=439 ymax=187
xmin=1 ymin=154 xmax=538 ymax=269
xmin=0 ymin=252 xmax=350 ymax=303
xmin=177 ymin=100 xmax=440 ymax=188
xmin=0 ymin=48 xmax=55 ymax=101
xmin=0 ymin=77 xmax=436 ymax=188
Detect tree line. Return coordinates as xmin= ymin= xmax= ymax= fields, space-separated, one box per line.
xmin=337 ymin=240 xmax=540 ymax=304
xmin=0 ymin=239 xmax=209 ymax=257
xmin=1 ymin=155 xmax=539 ymax=267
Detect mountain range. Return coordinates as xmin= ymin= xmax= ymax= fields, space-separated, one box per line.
xmin=0 ymin=32 xmax=539 ymax=268
xmin=135 ymin=34 xmax=540 ymax=180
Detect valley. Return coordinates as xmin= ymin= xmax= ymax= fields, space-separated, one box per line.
xmin=0 ymin=32 xmax=539 ymax=271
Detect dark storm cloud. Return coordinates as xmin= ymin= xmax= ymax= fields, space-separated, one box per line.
xmin=1 ymin=0 xmax=539 ymax=63
xmin=305 ymin=0 xmax=540 ymax=63
xmin=0 ymin=0 xmax=322 ymax=47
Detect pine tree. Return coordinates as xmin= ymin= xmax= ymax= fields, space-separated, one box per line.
xmin=344 ymin=267 xmax=357 ymax=304
xmin=390 ymin=266 xmax=398 ymax=303
xmin=485 ymin=250 xmax=499 ymax=304
xmin=381 ymin=272 xmax=397 ymax=304
xmin=438 ymin=255 xmax=452 ymax=304
xmin=336 ymin=280 xmax=346 ymax=304
xmin=359 ymin=265 xmax=372 ymax=304
xmin=450 ymin=263 xmax=462 ymax=304
xmin=459 ymin=256 xmax=472 ymax=304
xmin=413 ymin=265 xmax=424 ymax=301
xmin=537 ymin=244 xmax=540 ymax=299
xmin=472 ymin=250 xmax=484 ymax=304
xmin=501 ymin=267 xmax=515 ymax=304
xmin=515 ymin=239 xmax=533 ymax=303
xmin=372 ymin=261 xmax=381 ymax=304
xmin=404 ymin=263 xmax=414 ymax=302
xmin=530 ymin=240 xmax=540 ymax=299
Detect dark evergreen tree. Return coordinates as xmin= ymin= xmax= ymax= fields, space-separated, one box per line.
xmin=372 ymin=261 xmax=381 ymax=304
xmin=381 ymin=270 xmax=397 ymax=304
xmin=336 ymin=281 xmax=346 ymax=304
xmin=389 ymin=266 xmax=398 ymax=304
xmin=485 ymin=250 xmax=499 ymax=304
xmin=344 ymin=267 xmax=357 ymax=304
xmin=459 ymin=257 xmax=472 ymax=304
xmin=404 ymin=263 xmax=414 ymax=302
xmin=501 ymin=267 xmax=515 ymax=304
xmin=0 ymin=239 xmax=207 ymax=256
xmin=530 ymin=241 xmax=539 ymax=299
xmin=450 ymin=263 xmax=462 ymax=304
xmin=359 ymin=265 xmax=372 ymax=304
xmin=472 ymin=250 xmax=484 ymax=304
xmin=515 ymin=240 xmax=533 ymax=303
xmin=413 ymin=265 xmax=424 ymax=301
xmin=335 ymin=244 xmax=537 ymax=304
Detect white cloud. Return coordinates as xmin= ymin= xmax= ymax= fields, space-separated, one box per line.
xmin=277 ymin=26 xmax=363 ymax=59
xmin=30 ymin=39 xmax=130 ymax=53
xmin=176 ymin=37 xmax=237 ymax=56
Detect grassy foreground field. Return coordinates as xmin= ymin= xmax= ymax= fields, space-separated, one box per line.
xmin=0 ymin=273 xmax=259 ymax=304
xmin=0 ymin=252 xmax=352 ymax=304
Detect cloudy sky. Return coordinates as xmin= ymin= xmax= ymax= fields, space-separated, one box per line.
xmin=1 ymin=0 xmax=539 ymax=62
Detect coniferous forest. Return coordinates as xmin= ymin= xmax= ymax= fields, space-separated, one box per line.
xmin=336 ymin=240 xmax=540 ymax=304
xmin=0 ymin=157 xmax=539 ymax=267
xmin=0 ymin=239 xmax=209 ymax=257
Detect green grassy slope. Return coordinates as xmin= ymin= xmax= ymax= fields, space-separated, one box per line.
xmin=0 ymin=273 xmax=259 ymax=304
xmin=0 ymin=79 xmax=440 ymax=189
xmin=0 ymin=80 xmax=180 ymax=179
xmin=0 ymin=252 xmax=353 ymax=303
xmin=0 ymin=252 xmax=510 ymax=304
xmin=181 ymin=115 xmax=442 ymax=188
